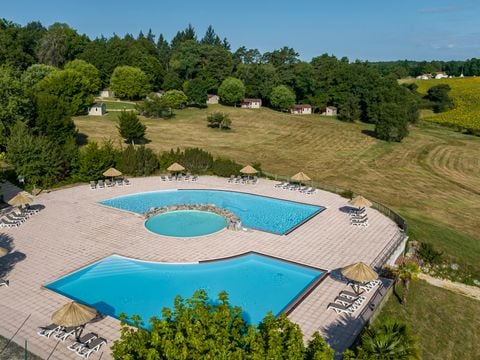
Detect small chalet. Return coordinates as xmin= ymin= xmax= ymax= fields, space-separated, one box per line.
xmin=88 ymin=103 xmax=106 ymax=116
xmin=241 ymin=98 xmax=262 ymax=109
xmin=100 ymin=89 xmax=115 ymax=98
xmin=434 ymin=72 xmax=448 ymax=79
xmin=290 ymin=104 xmax=312 ymax=115
xmin=206 ymin=94 xmax=219 ymax=105
xmin=416 ymin=74 xmax=432 ymax=80
xmin=320 ymin=106 xmax=337 ymax=116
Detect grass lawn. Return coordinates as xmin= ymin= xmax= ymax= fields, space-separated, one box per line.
xmin=377 ymin=281 xmax=480 ymax=360
xmin=0 ymin=335 xmax=42 ymax=360
xmin=102 ymin=101 xmax=136 ymax=110
xmin=74 ymin=105 xmax=480 ymax=279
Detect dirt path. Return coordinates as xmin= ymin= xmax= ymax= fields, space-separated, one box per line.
xmin=418 ymin=273 xmax=480 ymax=301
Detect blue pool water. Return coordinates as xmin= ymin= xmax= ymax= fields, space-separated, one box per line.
xmin=145 ymin=210 xmax=227 ymax=237
xmin=100 ymin=189 xmax=323 ymax=234
xmin=45 ymin=254 xmax=324 ymax=326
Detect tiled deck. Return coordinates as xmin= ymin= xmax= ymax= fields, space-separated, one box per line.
xmin=0 ymin=176 xmax=401 ymax=359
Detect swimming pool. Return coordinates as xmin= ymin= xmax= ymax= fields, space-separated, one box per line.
xmin=145 ymin=210 xmax=227 ymax=237
xmin=100 ymin=189 xmax=324 ymax=234
xmin=45 ymin=253 xmax=325 ymax=326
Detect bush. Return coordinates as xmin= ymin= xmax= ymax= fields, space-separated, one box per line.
xmin=418 ymin=242 xmax=443 ymax=265
xmin=76 ymin=141 xmax=120 ymax=181
xmin=207 ymin=112 xmax=232 ymax=130
xmin=340 ymin=189 xmax=354 ymax=199
xmin=159 ymin=147 xmax=213 ymax=174
xmin=212 ymin=158 xmax=242 ymax=177
xmin=119 ymin=144 xmax=159 ymax=177
xmin=117 ymin=111 xmax=146 ymax=144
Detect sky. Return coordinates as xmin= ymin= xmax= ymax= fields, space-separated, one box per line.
xmin=2 ymin=0 xmax=479 ymax=61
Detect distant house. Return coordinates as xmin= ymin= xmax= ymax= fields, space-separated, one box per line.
xmin=206 ymin=94 xmax=219 ymax=105
xmin=416 ymin=74 xmax=432 ymax=80
xmin=435 ymin=72 xmax=448 ymax=79
xmin=241 ymin=98 xmax=262 ymax=109
xmin=320 ymin=106 xmax=337 ymax=116
xmin=88 ymin=103 xmax=106 ymax=116
xmin=290 ymin=104 xmax=312 ymax=115
xmin=100 ymin=89 xmax=114 ymax=98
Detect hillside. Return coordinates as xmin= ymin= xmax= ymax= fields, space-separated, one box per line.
xmin=75 ymin=105 xmax=480 ymax=282
xmin=412 ymin=77 xmax=480 ymax=132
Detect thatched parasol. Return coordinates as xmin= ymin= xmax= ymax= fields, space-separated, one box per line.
xmin=0 ymin=247 xmax=8 ymax=257
xmin=167 ymin=162 xmax=185 ymax=172
xmin=52 ymin=301 xmax=97 ymax=340
xmin=291 ymin=172 xmax=311 ymax=183
xmin=7 ymin=192 xmax=33 ymax=207
xmin=341 ymin=262 xmax=378 ymax=293
xmin=240 ymin=165 xmax=258 ymax=175
xmin=103 ymin=167 xmax=122 ymax=178
xmin=348 ymin=195 xmax=372 ymax=209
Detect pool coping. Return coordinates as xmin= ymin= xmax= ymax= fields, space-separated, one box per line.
xmin=43 ymin=251 xmax=329 ymax=323
xmin=97 ymin=188 xmax=326 ymax=236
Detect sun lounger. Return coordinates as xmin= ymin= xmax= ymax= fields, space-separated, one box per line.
xmin=184 ymin=175 xmax=190 ymax=181
xmin=25 ymin=204 xmax=40 ymax=213
xmin=37 ymin=324 xmax=62 ymax=338
xmin=335 ymin=294 xmax=366 ymax=306
xmin=161 ymin=175 xmax=166 ymax=181
xmin=6 ymin=214 xmax=26 ymax=223
xmin=68 ymin=332 xmax=97 ymax=352
xmin=0 ymin=218 xmax=21 ymax=228
xmin=13 ymin=209 xmax=30 ymax=218
xmin=167 ymin=175 xmax=172 ymax=181
xmin=340 ymin=290 xmax=362 ymax=299
xmin=97 ymin=180 xmax=105 ymax=189
xmin=77 ymin=337 xmax=107 ymax=358
xmin=228 ymin=175 xmax=235 ymax=183
xmin=0 ymin=279 xmax=9 ymax=287
xmin=327 ymin=302 xmax=359 ymax=315
xmin=105 ymin=179 xmax=113 ymax=187
xmin=123 ymin=178 xmax=130 ymax=186
xmin=54 ymin=326 xmax=78 ymax=342
xmin=191 ymin=175 xmax=198 ymax=181
xmin=274 ymin=182 xmax=286 ymax=188
xmin=116 ymin=179 xmax=123 ymax=186
xmin=89 ymin=181 xmax=96 ymax=189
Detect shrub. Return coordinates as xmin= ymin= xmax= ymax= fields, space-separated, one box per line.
xmin=417 ymin=242 xmax=443 ymax=265
xmin=340 ymin=189 xmax=354 ymax=199
xmin=207 ymin=112 xmax=232 ymax=130
xmin=159 ymin=147 xmax=213 ymax=174
xmin=212 ymin=158 xmax=242 ymax=177
xmin=119 ymin=144 xmax=159 ymax=177
xmin=76 ymin=141 xmax=119 ymax=181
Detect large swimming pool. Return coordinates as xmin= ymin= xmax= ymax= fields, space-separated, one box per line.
xmin=45 ymin=254 xmax=325 ymax=326
xmin=100 ymin=189 xmax=324 ymax=234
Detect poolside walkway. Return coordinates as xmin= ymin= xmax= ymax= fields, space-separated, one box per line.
xmin=0 ymin=176 xmax=401 ymax=359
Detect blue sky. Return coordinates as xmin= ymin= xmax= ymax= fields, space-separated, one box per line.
xmin=2 ymin=0 xmax=479 ymax=61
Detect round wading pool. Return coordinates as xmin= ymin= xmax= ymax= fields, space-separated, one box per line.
xmin=145 ymin=210 xmax=227 ymax=237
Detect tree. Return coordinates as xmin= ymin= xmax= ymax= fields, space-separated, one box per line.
xmin=183 ymin=78 xmax=208 ymax=106
xmin=21 ymin=64 xmax=57 ymax=89
xmin=64 ymin=59 xmax=101 ymax=94
xmin=201 ymin=25 xmax=222 ymax=46
xmin=207 ymin=112 xmax=232 ymax=130
xmin=338 ymin=97 xmax=361 ymax=122
xmin=35 ymin=93 xmax=76 ymax=143
xmin=35 ymin=69 xmax=94 ymax=115
xmin=162 ymin=70 xmax=183 ymax=90
xmin=117 ymin=111 xmax=146 ymax=144
xmin=6 ymin=121 xmax=65 ymax=186
xmin=425 ymin=84 xmax=454 ymax=113
xmin=218 ymin=77 xmax=245 ymax=106
xmin=305 ymin=332 xmax=335 ymax=360
xmin=111 ymin=290 xmax=333 ymax=359
xmin=110 ymin=66 xmax=150 ymax=100
xmin=270 ymin=85 xmax=296 ymax=111
xmin=161 ymin=89 xmax=188 ymax=114
xmin=76 ymin=141 xmax=119 ymax=181
xmin=374 ymin=103 xmax=409 ymax=142
xmin=393 ymin=263 xmax=420 ymax=305
xmin=356 ymin=319 xmax=419 ymax=359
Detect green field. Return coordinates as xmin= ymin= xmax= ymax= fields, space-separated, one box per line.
xmin=410 ymin=77 xmax=480 ymax=131
xmin=377 ymin=281 xmax=480 ymax=360
xmin=102 ymin=101 xmax=136 ymax=110
xmin=75 ymin=105 xmax=480 ymax=358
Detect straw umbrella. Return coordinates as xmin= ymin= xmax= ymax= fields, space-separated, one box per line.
xmin=291 ymin=172 xmax=311 ymax=185
xmin=52 ymin=302 xmax=97 ymax=340
xmin=240 ymin=165 xmax=258 ymax=180
xmin=341 ymin=262 xmax=378 ymax=293
xmin=7 ymin=192 xmax=33 ymax=207
xmin=167 ymin=162 xmax=186 ymax=178
xmin=348 ymin=195 xmax=372 ymax=209
xmin=0 ymin=247 xmax=8 ymax=257
xmin=103 ymin=167 xmax=123 ymax=182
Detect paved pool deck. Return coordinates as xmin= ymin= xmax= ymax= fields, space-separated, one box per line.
xmin=0 ymin=176 xmax=401 ymax=359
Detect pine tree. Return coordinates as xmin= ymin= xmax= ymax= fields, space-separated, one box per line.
xmin=117 ymin=111 xmax=146 ymax=144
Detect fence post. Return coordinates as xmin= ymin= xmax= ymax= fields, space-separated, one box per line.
xmin=24 ymin=339 xmax=27 ymax=360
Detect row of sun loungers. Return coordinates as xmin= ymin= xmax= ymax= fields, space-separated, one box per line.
xmin=37 ymin=324 xmax=106 ymax=358
xmin=349 ymin=207 xmax=369 ymax=227
xmin=227 ymin=175 xmax=258 ymax=185
xmin=274 ymin=182 xmax=316 ymax=194
xmin=0 ymin=205 xmax=40 ymax=228
xmin=348 ymin=279 xmax=382 ymax=293
xmin=161 ymin=175 xmax=198 ymax=182
xmin=328 ymin=290 xmax=367 ymax=315
xmin=90 ymin=179 xmax=130 ymax=189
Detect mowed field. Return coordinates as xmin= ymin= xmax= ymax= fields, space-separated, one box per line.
xmin=75 ymin=106 xmax=480 ymax=278
xmin=75 ymin=105 xmax=480 ymax=358
xmin=410 ymin=77 xmax=480 ymax=131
